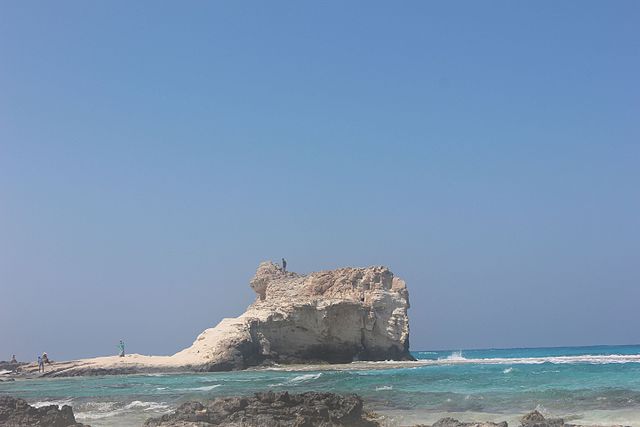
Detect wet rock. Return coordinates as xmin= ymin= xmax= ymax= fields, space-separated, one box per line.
xmin=144 ymin=391 xmax=381 ymax=426
xmin=0 ymin=396 xmax=88 ymax=426
xmin=520 ymin=411 xmax=564 ymax=427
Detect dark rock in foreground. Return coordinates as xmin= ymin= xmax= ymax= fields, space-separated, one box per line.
xmin=144 ymin=391 xmax=380 ymax=427
xmin=0 ymin=396 xmax=88 ymax=427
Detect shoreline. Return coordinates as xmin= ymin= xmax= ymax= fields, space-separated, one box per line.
xmin=6 ymin=352 xmax=640 ymax=380
xmin=3 ymin=347 xmax=640 ymax=426
xmin=4 ymin=393 xmax=637 ymax=427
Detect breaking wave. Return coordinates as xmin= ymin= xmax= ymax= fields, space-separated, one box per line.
xmin=269 ymin=373 xmax=323 ymax=387
xmin=125 ymin=401 xmax=170 ymax=410
xmin=176 ymin=384 xmax=221 ymax=391
xmin=440 ymin=351 xmax=465 ymax=361
xmin=32 ymin=399 xmax=74 ymax=408
xmin=429 ymin=354 xmax=640 ymax=366
xmin=74 ymin=400 xmax=170 ymax=420
xmin=289 ymin=373 xmax=323 ymax=383
xmin=326 ymin=353 xmax=640 ymax=372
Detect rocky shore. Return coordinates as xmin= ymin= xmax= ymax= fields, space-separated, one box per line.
xmin=0 ymin=393 xmax=630 ymax=427
xmin=146 ymin=399 xmax=631 ymax=427
xmin=144 ymin=391 xmax=380 ymax=427
xmin=0 ymin=396 xmax=87 ymax=426
xmin=0 ymin=362 xmax=25 ymax=373
xmin=15 ymin=262 xmax=413 ymax=377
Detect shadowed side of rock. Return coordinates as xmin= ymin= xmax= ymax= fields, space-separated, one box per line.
xmin=144 ymin=391 xmax=380 ymax=427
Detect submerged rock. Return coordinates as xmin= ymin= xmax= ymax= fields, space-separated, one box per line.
xmin=0 ymin=396 xmax=88 ymax=426
xmin=520 ymin=411 xmax=564 ymax=427
xmin=144 ymin=391 xmax=380 ymax=426
xmin=421 ymin=412 xmax=631 ymax=427
xmin=430 ymin=417 xmax=508 ymax=427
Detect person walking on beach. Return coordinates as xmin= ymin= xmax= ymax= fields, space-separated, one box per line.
xmin=10 ymin=354 xmax=17 ymax=363
xmin=118 ymin=340 xmax=125 ymax=357
xmin=37 ymin=355 xmax=44 ymax=373
xmin=282 ymin=258 xmax=287 ymax=273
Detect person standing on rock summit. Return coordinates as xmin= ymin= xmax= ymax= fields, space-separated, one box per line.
xmin=282 ymin=258 xmax=287 ymax=273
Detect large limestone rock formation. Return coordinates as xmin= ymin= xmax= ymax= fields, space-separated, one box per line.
xmin=17 ymin=262 xmax=413 ymax=377
xmin=175 ymin=261 xmax=414 ymax=370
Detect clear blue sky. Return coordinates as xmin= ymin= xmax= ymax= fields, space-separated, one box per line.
xmin=1 ymin=1 xmax=639 ymax=361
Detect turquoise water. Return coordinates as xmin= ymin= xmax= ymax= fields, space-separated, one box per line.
xmin=1 ymin=345 xmax=640 ymax=426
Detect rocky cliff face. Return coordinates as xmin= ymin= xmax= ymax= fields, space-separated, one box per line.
xmin=175 ymin=261 xmax=414 ymax=371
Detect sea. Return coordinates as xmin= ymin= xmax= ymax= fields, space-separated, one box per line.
xmin=2 ymin=345 xmax=640 ymax=426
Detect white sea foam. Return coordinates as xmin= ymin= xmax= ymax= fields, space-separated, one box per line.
xmin=403 ymin=353 xmax=640 ymax=367
xmin=289 ymin=373 xmax=323 ymax=383
xmin=269 ymin=373 xmax=323 ymax=387
xmin=376 ymin=385 xmax=393 ymax=391
xmin=0 ymin=369 xmax=12 ymax=375
xmin=32 ymin=399 xmax=74 ymax=408
xmin=176 ymin=384 xmax=221 ymax=391
xmin=76 ymin=409 xmax=125 ymax=420
xmin=441 ymin=351 xmax=465 ymax=361
xmin=76 ymin=400 xmax=170 ymax=420
xmin=431 ymin=354 xmax=640 ymax=366
xmin=125 ymin=401 xmax=170 ymax=411
xmin=503 ymin=367 xmax=513 ymax=374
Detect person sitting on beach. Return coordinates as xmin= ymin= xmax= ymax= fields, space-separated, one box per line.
xmin=42 ymin=352 xmax=50 ymax=364
xmin=37 ymin=355 xmax=44 ymax=373
xmin=118 ymin=340 xmax=125 ymax=357
xmin=10 ymin=354 xmax=17 ymax=363
xmin=282 ymin=258 xmax=287 ymax=273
